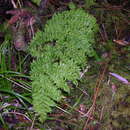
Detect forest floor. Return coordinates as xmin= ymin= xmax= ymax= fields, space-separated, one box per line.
xmin=0 ymin=0 xmax=130 ymax=129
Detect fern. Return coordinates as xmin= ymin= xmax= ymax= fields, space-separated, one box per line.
xmin=29 ymin=8 xmax=98 ymax=121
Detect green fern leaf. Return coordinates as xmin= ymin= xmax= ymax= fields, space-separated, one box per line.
xmin=29 ymin=8 xmax=98 ymax=122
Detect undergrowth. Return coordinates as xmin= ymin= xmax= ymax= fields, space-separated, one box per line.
xmin=0 ymin=23 xmax=32 ymax=128
xmin=0 ymin=0 xmax=130 ymax=129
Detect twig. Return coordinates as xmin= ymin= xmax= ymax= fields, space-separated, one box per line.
xmin=83 ymin=63 xmax=108 ymax=130
xmin=11 ymin=0 xmax=17 ymax=8
xmin=99 ymin=106 xmax=104 ymax=121
xmin=30 ymin=115 xmax=36 ymax=130
xmin=3 ymin=111 xmax=32 ymax=123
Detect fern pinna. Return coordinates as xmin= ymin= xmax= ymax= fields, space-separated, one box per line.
xmin=29 ymin=8 xmax=98 ymax=121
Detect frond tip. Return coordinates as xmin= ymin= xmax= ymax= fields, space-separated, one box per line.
xmin=29 ymin=8 xmax=98 ymax=122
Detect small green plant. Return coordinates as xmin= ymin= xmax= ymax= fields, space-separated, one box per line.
xmin=32 ymin=0 xmax=41 ymax=5
xmin=29 ymin=8 xmax=98 ymax=121
xmin=84 ymin=0 xmax=96 ymax=8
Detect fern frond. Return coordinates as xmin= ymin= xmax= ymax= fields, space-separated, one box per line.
xmin=29 ymin=8 xmax=98 ymax=121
